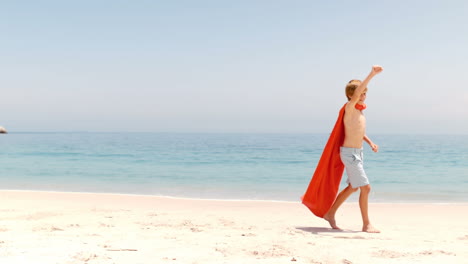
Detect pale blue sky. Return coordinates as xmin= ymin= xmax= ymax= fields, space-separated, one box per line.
xmin=1 ymin=1 xmax=467 ymax=134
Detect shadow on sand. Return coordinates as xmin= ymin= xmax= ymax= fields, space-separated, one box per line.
xmin=296 ymin=226 xmax=360 ymax=234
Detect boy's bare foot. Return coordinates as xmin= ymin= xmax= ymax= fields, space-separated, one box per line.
xmin=323 ymin=212 xmax=341 ymax=230
xmin=362 ymin=224 xmax=380 ymax=233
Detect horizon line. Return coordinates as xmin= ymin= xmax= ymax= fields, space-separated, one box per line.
xmin=3 ymin=131 xmax=468 ymax=136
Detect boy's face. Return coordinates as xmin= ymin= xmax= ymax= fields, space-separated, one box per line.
xmin=359 ymin=92 xmax=367 ymax=103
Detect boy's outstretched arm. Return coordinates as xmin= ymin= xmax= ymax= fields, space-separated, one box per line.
xmin=348 ymin=65 xmax=384 ymax=106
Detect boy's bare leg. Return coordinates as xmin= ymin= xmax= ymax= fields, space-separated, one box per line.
xmin=324 ymin=184 xmax=357 ymax=229
xmin=359 ymin=185 xmax=380 ymax=233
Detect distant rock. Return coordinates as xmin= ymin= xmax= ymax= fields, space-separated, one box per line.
xmin=0 ymin=126 xmax=7 ymax=134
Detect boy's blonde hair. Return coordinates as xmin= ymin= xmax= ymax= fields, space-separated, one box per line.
xmin=345 ymin=79 xmax=367 ymax=101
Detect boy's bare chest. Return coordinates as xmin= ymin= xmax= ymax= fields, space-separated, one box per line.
xmin=344 ymin=112 xmax=366 ymax=129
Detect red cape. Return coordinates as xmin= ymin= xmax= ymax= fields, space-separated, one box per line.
xmin=302 ymin=104 xmax=346 ymax=218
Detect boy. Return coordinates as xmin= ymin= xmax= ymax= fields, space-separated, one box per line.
xmin=323 ymin=65 xmax=383 ymax=233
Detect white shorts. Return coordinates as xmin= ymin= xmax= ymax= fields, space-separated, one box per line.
xmin=340 ymin=147 xmax=369 ymax=188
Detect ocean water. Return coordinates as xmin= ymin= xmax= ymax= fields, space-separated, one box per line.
xmin=1 ymin=132 xmax=467 ymax=203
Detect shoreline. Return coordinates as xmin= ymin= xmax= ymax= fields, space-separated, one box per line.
xmin=2 ymin=189 xmax=468 ymax=205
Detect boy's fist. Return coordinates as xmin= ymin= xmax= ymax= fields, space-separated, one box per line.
xmin=372 ymin=65 xmax=383 ymax=74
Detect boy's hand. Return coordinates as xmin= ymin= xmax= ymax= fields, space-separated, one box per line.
xmin=370 ymin=143 xmax=379 ymax=153
xmin=372 ymin=65 xmax=383 ymax=75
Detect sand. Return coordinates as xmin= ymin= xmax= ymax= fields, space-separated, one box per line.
xmin=0 ymin=190 xmax=466 ymax=264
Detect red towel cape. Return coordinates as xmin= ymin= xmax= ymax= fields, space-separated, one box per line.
xmin=302 ymin=104 xmax=346 ymax=218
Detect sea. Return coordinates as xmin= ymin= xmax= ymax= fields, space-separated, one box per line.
xmin=1 ymin=132 xmax=467 ymax=203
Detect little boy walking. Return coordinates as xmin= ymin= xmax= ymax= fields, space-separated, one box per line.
xmin=323 ymin=65 xmax=383 ymax=233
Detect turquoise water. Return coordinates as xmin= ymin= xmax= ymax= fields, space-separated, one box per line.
xmin=1 ymin=132 xmax=467 ymax=202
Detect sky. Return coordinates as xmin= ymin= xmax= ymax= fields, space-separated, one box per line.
xmin=1 ymin=1 xmax=467 ymax=134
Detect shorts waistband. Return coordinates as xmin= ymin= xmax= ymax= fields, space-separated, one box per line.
xmin=340 ymin=146 xmax=364 ymax=154
xmin=340 ymin=146 xmax=363 ymax=150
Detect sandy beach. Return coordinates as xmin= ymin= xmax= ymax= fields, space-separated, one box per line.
xmin=0 ymin=191 xmax=466 ymax=264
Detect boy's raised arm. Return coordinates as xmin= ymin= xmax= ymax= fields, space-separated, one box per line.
xmin=348 ymin=65 xmax=383 ymax=105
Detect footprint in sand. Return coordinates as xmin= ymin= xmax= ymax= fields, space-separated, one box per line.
xmin=373 ymin=250 xmax=409 ymax=258
xmin=190 ymin=227 xmax=203 ymax=232
xmin=72 ymin=252 xmax=108 ymax=262
xmin=32 ymin=226 xmax=64 ymax=232
xmin=334 ymin=235 xmax=366 ymax=240
xmin=99 ymin=223 xmax=115 ymax=228
xmin=251 ymin=244 xmax=290 ymax=258
xmin=419 ymin=250 xmax=456 ymax=256
xmin=218 ymin=218 xmax=236 ymax=226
